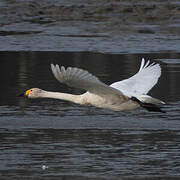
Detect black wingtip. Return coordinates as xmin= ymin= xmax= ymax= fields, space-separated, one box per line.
xmin=131 ymin=96 xmax=166 ymax=113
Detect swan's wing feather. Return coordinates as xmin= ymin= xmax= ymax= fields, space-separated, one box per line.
xmin=110 ymin=58 xmax=161 ymax=95
xmin=51 ymin=64 xmax=127 ymax=100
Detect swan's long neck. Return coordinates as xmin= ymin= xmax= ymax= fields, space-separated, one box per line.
xmin=41 ymin=91 xmax=83 ymax=104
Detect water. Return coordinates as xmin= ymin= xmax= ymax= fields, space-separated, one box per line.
xmin=1 ymin=1 xmax=180 ymax=54
xmin=1 ymin=52 xmax=180 ymax=179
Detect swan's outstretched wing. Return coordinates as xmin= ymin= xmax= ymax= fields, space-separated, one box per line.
xmin=51 ymin=64 xmax=128 ymax=101
xmin=110 ymin=58 xmax=161 ymax=95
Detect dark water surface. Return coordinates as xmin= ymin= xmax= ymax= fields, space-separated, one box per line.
xmin=0 ymin=0 xmax=180 ymax=54
xmin=1 ymin=52 xmax=180 ymax=179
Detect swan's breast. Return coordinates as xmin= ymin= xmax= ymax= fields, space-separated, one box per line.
xmin=81 ymin=92 xmax=106 ymax=106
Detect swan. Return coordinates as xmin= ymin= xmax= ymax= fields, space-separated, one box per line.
xmin=22 ymin=58 xmax=165 ymax=112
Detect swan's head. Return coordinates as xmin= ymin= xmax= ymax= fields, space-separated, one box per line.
xmin=24 ymin=88 xmax=44 ymax=98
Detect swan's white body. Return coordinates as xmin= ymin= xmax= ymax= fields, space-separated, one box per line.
xmin=25 ymin=58 xmax=165 ymax=112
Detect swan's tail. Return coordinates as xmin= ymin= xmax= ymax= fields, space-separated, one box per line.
xmin=131 ymin=95 xmax=166 ymax=113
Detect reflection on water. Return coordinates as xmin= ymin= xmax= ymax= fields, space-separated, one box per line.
xmin=1 ymin=52 xmax=180 ymax=179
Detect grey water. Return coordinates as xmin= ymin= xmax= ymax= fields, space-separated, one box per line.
xmin=1 ymin=52 xmax=180 ymax=179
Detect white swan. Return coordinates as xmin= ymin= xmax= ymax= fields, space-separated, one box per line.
xmin=23 ymin=58 xmax=165 ymax=112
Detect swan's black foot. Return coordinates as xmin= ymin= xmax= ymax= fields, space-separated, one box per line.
xmin=131 ymin=96 xmax=166 ymax=113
